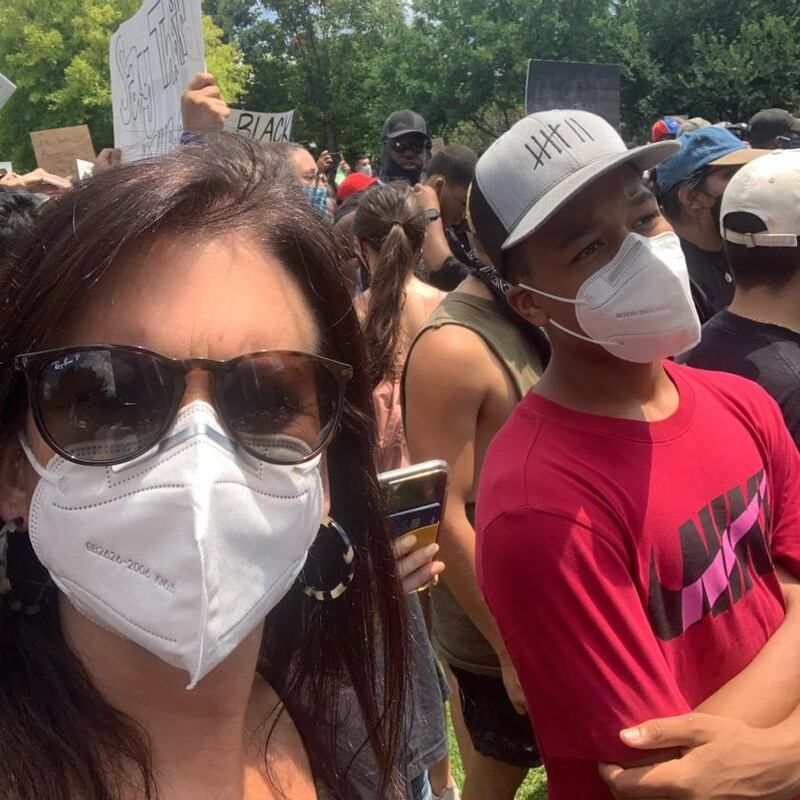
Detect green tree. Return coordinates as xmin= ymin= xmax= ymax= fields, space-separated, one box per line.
xmin=0 ymin=0 xmax=248 ymax=171
xmin=620 ymin=0 xmax=800 ymax=137
xmin=205 ymin=0 xmax=409 ymax=152
xmin=666 ymin=14 xmax=800 ymax=123
xmin=371 ymin=0 xmax=630 ymax=143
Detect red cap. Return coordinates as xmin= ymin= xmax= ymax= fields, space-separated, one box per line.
xmin=650 ymin=117 xmax=682 ymax=142
xmin=337 ymin=172 xmax=377 ymax=202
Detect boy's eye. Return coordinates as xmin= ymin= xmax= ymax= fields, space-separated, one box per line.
xmin=637 ymin=212 xmax=659 ymax=227
xmin=575 ymin=240 xmax=603 ymax=261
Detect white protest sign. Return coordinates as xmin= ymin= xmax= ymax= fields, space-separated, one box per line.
xmin=225 ymin=109 xmax=295 ymax=143
xmin=0 ymin=73 xmax=16 ymax=111
xmin=76 ymin=159 xmax=95 ymax=180
xmin=110 ymin=0 xmax=205 ymax=161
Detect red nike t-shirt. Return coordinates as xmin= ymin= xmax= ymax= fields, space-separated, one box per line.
xmin=476 ymin=361 xmax=800 ymax=799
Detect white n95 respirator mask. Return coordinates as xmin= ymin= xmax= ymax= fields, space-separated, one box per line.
xmin=520 ymin=232 xmax=701 ymax=363
xmin=21 ymin=401 xmax=323 ymax=689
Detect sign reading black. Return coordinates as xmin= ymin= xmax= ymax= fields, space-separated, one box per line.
xmin=525 ymin=59 xmax=621 ymax=131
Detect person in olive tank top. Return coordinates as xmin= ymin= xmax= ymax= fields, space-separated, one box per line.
xmin=401 ymin=237 xmax=548 ymax=800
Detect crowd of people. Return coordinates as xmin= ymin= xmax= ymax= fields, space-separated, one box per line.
xmin=1 ymin=70 xmax=800 ymax=800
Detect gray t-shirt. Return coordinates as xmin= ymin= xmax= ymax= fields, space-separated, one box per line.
xmin=318 ymin=593 xmax=448 ymax=799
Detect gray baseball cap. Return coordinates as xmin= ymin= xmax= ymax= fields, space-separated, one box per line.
xmin=468 ymin=110 xmax=681 ymax=271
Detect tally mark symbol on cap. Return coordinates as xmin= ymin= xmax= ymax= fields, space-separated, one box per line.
xmin=524 ymin=117 xmax=596 ymax=170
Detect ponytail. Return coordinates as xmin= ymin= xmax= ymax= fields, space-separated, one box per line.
xmin=354 ymin=184 xmax=427 ymax=385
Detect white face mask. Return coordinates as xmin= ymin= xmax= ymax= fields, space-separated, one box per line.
xmin=520 ymin=231 xmax=701 ymax=363
xmin=358 ymin=163 xmax=372 ymax=176
xmin=21 ymin=401 xmax=323 ymax=689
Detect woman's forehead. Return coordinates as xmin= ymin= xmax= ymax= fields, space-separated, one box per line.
xmin=60 ymin=233 xmax=319 ymax=360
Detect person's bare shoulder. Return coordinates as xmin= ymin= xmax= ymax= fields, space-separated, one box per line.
xmin=406 ymin=322 xmax=494 ymax=398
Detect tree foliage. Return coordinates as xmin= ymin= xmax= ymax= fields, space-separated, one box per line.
xmin=208 ymin=0 xmax=800 ymax=155
xmin=3 ymin=0 xmax=800 ymax=167
xmin=0 ymin=0 xmax=248 ymax=170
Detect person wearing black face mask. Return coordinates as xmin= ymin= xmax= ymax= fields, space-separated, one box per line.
xmin=653 ymin=127 xmax=768 ymax=321
xmin=380 ymin=110 xmax=432 ymax=185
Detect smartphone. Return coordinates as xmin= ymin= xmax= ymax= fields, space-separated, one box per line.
xmin=330 ymin=151 xmax=342 ymax=168
xmin=378 ymin=459 xmax=449 ymax=553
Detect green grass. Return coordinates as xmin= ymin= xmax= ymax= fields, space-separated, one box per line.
xmin=445 ymin=705 xmax=548 ymax=799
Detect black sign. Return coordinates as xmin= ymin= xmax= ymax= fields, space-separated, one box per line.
xmin=525 ymin=60 xmax=621 ymax=130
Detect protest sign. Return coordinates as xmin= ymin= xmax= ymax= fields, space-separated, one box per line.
xmin=431 ymin=137 xmax=446 ymax=154
xmin=76 ymin=159 xmax=95 ymax=180
xmin=525 ymin=60 xmax=621 ymax=130
xmin=110 ymin=0 xmax=205 ymax=161
xmin=225 ymin=109 xmax=295 ymax=143
xmin=30 ymin=125 xmax=95 ymax=177
xmin=0 ymin=73 xmax=15 ymax=111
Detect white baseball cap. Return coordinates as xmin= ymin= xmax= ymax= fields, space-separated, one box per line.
xmin=721 ymin=150 xmax=800 ymax=248
xmin=468 ymin=109 xmax=680 ymax=270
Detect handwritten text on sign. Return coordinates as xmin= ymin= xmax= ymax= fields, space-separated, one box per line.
xmin=110 ymin=0 xmax=205 ymax=161
xmin=30 ymin=125 xmax=95 ymax=177
xmin=225 ymin=109 xmax=295 ymax=143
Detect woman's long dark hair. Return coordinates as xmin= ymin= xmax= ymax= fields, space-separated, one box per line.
xmin=354 ymin=183 xmax=427 ymax=386
xmin=0 ymin=134 xmax=407 ymax=799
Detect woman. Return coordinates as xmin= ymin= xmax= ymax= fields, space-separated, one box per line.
xmin=354 ymin=184 xmax=456 ymax=800
xmin=0 ymin=134 xmax=408 ymax=799
xmin=354 ymin=183 xmax=445 ymax=471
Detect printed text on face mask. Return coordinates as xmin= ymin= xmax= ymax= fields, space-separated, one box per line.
xmin=85 ymin=541 xmax=176 ymax=593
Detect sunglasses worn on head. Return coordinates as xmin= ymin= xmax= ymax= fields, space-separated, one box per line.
xmin=389 ymin=137 xmax=428 ymax=155
xmin=15 ymin=345 xmax=353 ymax=467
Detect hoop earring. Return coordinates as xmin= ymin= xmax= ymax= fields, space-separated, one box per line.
xmin=300 ymin=514 xmax=356 ymax=601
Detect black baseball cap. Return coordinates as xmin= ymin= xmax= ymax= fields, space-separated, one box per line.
xmin=748 ymin=109 xmax=800 ymax=145
xmin=382 ymin=110 xmax=429 ymax=140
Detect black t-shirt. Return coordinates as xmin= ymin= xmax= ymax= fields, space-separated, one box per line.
xmin=425 ymin=254 xmax=469 ymax=291
xmin=680 ymin=238 xmax=735 ymax=323
xmin=681 ymin=309 xmax=800 ymax=447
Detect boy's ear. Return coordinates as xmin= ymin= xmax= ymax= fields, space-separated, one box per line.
xmin=507 ymin=285 xmax=549 ymax=328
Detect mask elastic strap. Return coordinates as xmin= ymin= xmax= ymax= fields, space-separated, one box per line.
xmin=518 ymin=283 xmax=583 ymax=305
xmin=547 ymin=318 xmax=619 ymax=348
xmin=517 ymin=284 xmax=619 ymax=347
xmin=17 ymin=433 xmax=60 ymax=485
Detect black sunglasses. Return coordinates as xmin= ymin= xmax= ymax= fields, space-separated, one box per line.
xmin=388 ymin=136 xmax=429 ymax=155
xmin=15 ymin=345 xmax=353 ymax=467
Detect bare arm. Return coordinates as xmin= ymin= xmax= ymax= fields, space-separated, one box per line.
xmin=404 ymin=327 xmax=515 ymax=670
xmin=695 ymin=565 xmax=800 ymax=726
xmin=600 ymin=568 xmax=800 ymax=796
xmin=414 ymin=183 xmax=453 ymax=273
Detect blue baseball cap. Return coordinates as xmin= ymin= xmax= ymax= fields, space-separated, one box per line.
xmin=654 ymin=127 xmax=768 ymax=193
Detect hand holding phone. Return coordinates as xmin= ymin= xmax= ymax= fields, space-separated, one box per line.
xmin=379 ymin=460 xmax=449 ymax=592
xmin=379 ymin=459 xmax=449 ymax=552
xmin=394 ymin=532 xmax=444 ymax=593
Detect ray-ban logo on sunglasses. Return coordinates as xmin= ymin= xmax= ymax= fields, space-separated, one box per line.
xmin=53 ymin=355 xmax=81 ymax=371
